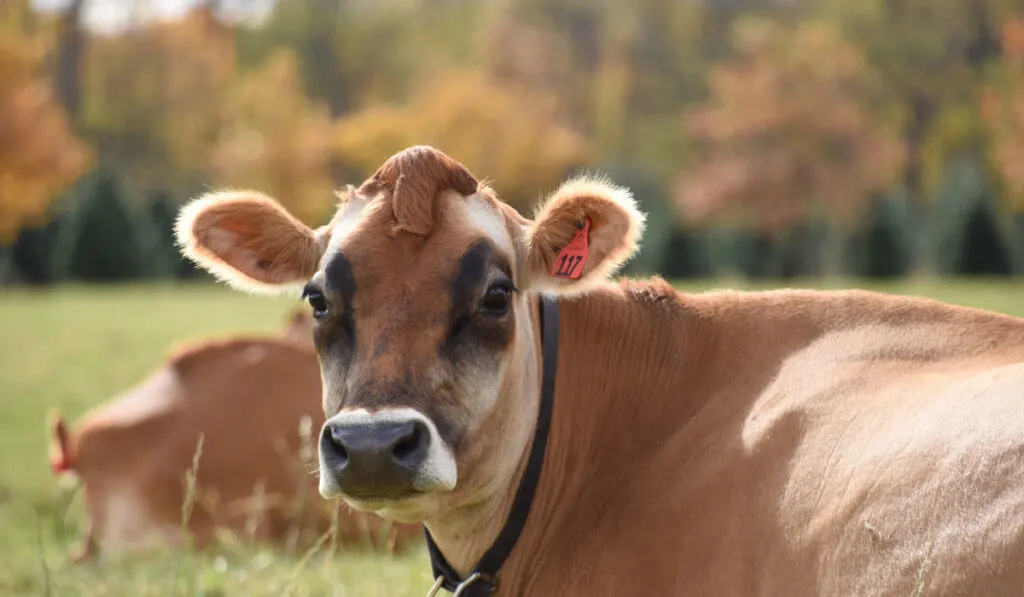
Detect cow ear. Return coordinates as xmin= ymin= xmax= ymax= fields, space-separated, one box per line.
xmin=175 ymin=190 xmax=327 ymax=294
xmin=522 ymin=177 xmax=646 ymax=296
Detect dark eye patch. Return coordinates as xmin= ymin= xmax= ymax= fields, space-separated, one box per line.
xmin=443 ymin=239 xmax=516 ymax=356
xmin=324 ymin=251 xmax=357 ymax=305
xmin=450 ymin=240 xmax=492 ymax=309
xmin=309 ymin=251 xmax=358 ymax=353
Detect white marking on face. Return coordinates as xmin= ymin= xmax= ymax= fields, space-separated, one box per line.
xmin=325 ymin=193 xmax=369 ymax=255
xmin=454 ymin=354 xmax=510 ymax=432
xmin=319 ymin=357 xmax=351 ymax=414
xmin=462 ymin=193 xmax=516 ymax=264
xmin=317 ymin=407 xmax=458 ymax=500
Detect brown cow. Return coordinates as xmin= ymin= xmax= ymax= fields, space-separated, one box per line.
xmin=175 ymin=145 xmax=1024 ymax=596
xmin=48 ymin=311 xmax=420 ymax=563
xmin=280 ymin=309 xmax=315 ymax=345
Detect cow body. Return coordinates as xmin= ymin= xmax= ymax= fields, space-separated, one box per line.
xmin=50 ymin=314 xmax=420 ymax=561
xmin=485 ymin=283 xmax=1024 ymax=595
xmin=174 ymin=145 xmax=1024 ymax=595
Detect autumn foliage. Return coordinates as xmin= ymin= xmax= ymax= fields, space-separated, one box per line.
xmin=210 ymin=49 xmax=336 ymax=225
xmin=980 ymin=18 xmax=1024 ymax=210
xmin=333 ymin=68 xmax=588 ymax=210
xmin=0 ymin=20 xmax=91 ymax=243
xmin=3 ymin=0 xmax=1023 ymax=280
xmin=676 ymin=18 xmax=904 ymax=235
xmin=81 ymin=5 xmax=235 ymax=195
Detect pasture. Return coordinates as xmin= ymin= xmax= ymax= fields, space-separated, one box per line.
xmin=1 ymin=278 xmax=1022 ymax=596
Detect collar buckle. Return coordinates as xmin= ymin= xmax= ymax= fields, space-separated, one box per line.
xmin=426 ymin=572 xmax=497 ymax=597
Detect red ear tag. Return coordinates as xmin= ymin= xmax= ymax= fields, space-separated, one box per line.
xmin=551 ymin=219 xmax=591 ymax=279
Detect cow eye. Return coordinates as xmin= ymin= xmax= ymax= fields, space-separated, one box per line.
xmin=480 ymin=283 xmax=513 ymax=315
xmin=301 ymin=285 xmax=329 ymax=319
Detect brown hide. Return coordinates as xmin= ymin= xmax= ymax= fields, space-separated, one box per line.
xmin=488 ymin=283 xmax=1024 ymax=596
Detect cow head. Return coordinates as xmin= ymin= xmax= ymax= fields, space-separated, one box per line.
xmin=175 ymin=146 xmax=645 ymax=523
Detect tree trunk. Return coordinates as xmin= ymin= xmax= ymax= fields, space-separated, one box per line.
xmin=0 ymin=248 xmax=14 ymax=286
xmin=55 ymin=0 xmax=87 ymax=119
xmin=902 ymin=92 xmax=937 ymax=277
xmin=822 ymin=223 xmax=846 ymax=281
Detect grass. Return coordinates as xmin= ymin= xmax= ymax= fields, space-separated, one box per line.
xmin=1 ymin=277 xmax=1022 ymax=596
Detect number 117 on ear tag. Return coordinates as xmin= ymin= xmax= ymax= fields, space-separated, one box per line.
xmin=551 ymin=219 xmax=591 ymax=280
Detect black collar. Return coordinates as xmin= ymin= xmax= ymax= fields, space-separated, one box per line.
xmin=424 ymin=294 xmax=560 ymax=596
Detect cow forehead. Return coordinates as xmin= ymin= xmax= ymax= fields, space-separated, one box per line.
xmin=320 ymin=191 xmax=519 ymax=294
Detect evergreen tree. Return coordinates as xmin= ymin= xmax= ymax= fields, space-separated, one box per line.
xmin=65 ymin=170 xmax=142 ymax=281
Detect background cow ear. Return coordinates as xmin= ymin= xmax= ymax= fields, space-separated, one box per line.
xmin=175 ymin=191 xmax=327 ymax=294
xmin=522 ymin=177 xmax=646 ymax=296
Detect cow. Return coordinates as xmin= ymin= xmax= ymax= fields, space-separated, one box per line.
xmin=48 ymin=310 xmax=421 ymax=563
xmin=174 ymin=144 xmax=1024 ymax=596
xmin=280 ymin=308 xmax=316 ymax=345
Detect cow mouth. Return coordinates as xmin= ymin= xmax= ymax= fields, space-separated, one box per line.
xmin=341 ymin=490 xmax=430 ymax=512
xmin=342 ymin=488 xmax=422 ymax=502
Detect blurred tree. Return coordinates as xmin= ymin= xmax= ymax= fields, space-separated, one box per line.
xmin=808 ymin=0 xmax=999 ymax=190
xmin=675 ymin=17 xmax=903 ymax=273
xmin=332 ymin=68 xmax=589 ymax=210
xmin=595 ymin=164 xmax=676 ymax=276
xmin=135 ymin=190 xmax=180 ymax=279
xmin=145 ymin=192 xmax=202 ymax=279
xmin=0 ymin=2 xmax=91 ymax=244
xmin=923 ymin=153 xmax=1021 ymax=274
xmin=954 ymin=196 xmax=1014 ymax=275
xmin=981 ymin=17 xmax=1024 ymax=211
xmin=236 ymin=0 xmax=450 ymax=117
xmin=80 ymin=4 xmax=234 ymax=197
xmin=7 ymin=0 xmax=1021 ymax=282
xmin=233 ymin=0 xmax=450 ymax=187
xmin=63 ymin=170 xmax=143 ymax=281
xmin=488 ymin=0 xmax=704 ymax=179
xmin=808 ymin=0 xmax=1021 ymax=272
xmin=659 ymin=225 xmax=713 ymax=280
xmin=844 ymin=195 xmax=913 ymax=279
xmin=209 ymin=48 xmax=337 ymax=226
xmin=733 ymin=222 xmax=827 ymax=281
xmin=54 ymin=0 xmax=86 ymax=117
xmin=10 ymin=216 xmax=64 ymax=284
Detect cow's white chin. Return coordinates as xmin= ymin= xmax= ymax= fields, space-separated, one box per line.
xmin=341 ymin=492 xmax=444 ymax=524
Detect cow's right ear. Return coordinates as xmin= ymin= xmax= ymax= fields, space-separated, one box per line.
xmin=521 ymin=177 xmax=645 ymax=297
xmin=175 ymin=191 xmax=328 ymax=294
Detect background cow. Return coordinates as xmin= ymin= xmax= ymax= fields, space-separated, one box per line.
xmin=47 ymin=310 xmax=421 ymax=562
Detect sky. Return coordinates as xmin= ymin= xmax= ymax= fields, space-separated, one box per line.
xmin=31 ymin=0 xmax=275 ymax=34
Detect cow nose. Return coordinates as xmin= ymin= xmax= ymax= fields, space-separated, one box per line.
xmin=319 ymin=419 xmax=430 ymax=497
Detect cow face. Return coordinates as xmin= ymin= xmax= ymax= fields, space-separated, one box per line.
xmin=175 ymin=146 xmax=645 ymax=523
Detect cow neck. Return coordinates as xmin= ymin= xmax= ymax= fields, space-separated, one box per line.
xmin=423 ymin=293 xmax=560 ymax=597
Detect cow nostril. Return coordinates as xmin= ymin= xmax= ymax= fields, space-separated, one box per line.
xmin=334 ymin=443 xmax=349 ymax=464
xmin=326 ymin=427 xmax=349 ymax=465
xmin=391 ymin=424 xmax=423 ymax=462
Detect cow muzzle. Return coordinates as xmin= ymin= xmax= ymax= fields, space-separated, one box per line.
xmin=317 ymin=408 xmax=457 ymax=501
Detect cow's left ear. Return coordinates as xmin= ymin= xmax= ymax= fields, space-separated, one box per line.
xmin=522 ymin=177 xmax=646 ymax=296
xmin=175 ymin=190 xmax=329 ymax=294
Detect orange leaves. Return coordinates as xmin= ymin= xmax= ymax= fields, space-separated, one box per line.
xmin=332 ymin=68 xmax=588 ymax=209
xmin=0 ymin=20 xmax=91 ymax=242
xmin=676 ymin=17 xmax=904 ymax=235
xmin=209 ymin=49 xmax=336 ymax=226
xmin=1000 ymin=17 xmax=1024 ymax=61
xmin=81 ymin=5 xmax=235 ymax=194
